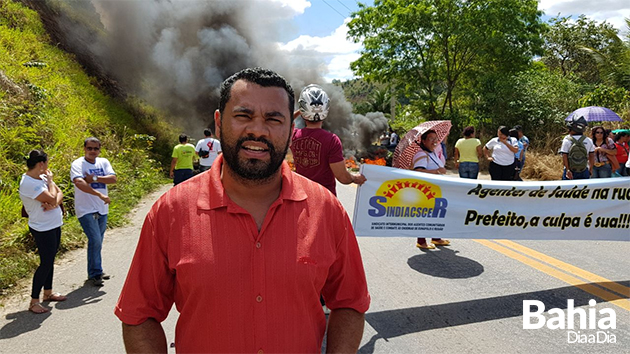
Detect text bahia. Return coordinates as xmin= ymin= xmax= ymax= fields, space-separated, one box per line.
xmin=523 ymin=299 xmax=616 ymax=330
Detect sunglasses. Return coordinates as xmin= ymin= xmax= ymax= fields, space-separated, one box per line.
xmin=86 ymin=146 xmax=100 ymax=151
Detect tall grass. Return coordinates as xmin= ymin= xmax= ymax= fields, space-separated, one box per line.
xmin=0 ymin=0 xmax=176 ymax=294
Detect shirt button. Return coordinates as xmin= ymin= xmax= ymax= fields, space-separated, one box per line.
xmin=256 ymin=242 xmax=261 ymax=249
xmin=256 ymin=295 xmax=263 ymax=303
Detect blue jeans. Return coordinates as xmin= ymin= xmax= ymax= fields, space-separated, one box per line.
xmin=79 ymin=212 xmax=108 ymax=279
xmin=174 ymin=169 xmax=194 ymax=185
xmin=592 ymin=164 xmax=612 ymax=178
xmin=562 ymin=168 xmax=590 ymax=180
xmin=458 ymin=162 xmax=479 ymax=179
xmin=616 ymin=165 xmax=628 ymax=176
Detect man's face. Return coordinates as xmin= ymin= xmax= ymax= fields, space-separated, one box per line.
xmin=84 ymin=141 xmax=101 ymax=161
xmin=215 ymin=80 xmax=293 ymax=182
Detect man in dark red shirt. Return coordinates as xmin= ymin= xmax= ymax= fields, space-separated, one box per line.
xmin=115 ymin=68 xmax=370 ymax=353
xmin=290 ymin=84 xmax=366 ymax=196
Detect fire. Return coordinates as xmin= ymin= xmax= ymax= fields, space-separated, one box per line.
xmin=364 ymin=157 xmax=386 ymax=166
xmin=345 ymin=158 xmax=358 ymax=170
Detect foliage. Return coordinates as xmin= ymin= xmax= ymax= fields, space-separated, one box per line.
xmin=0 ymin=0 xmax=174 ymax=294
xmin=542 ymin=15 xmax=626 ymax=86
xmin=347 ymin=0 xmax=544 ymax=119
xmin=505 ymin=68 xmax=582 ymax=148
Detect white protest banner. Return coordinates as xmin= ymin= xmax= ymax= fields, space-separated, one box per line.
xmin=352 ymin=164 xmax=630 ymax=241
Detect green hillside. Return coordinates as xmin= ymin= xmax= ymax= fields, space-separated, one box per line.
xmin=0 ymin=0 xmax=176 ymax=293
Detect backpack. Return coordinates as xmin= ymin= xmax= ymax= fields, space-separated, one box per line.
xmin=198 ymin=149 xmax=210 ymax=158
xmin=568 ymin=136 xmax=588 ymax=172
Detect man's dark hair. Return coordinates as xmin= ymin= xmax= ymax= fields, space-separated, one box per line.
xmin=179 ymin=134 xmax=188 ymax=143
xmin=498 ymin=126 xmax=510 ymax=137
xmin=26 ymin=149 xmax=47 ymax=169
xmin=204 ymin=129 xmax=212 ymax=137
xmin=513 ymin=125 xmax=523 ymax=132
xmin=509 ymin=129 xmax=519 ymax=139
xmin=463 ymin=126 xmax=475 ymax=137
xmin=218 ymin=67 xmax=295 ymax=120
xmin=84 ymin=137 xmax=101 ymax=147
xmin=614 ymin=131 xmax=629 ymax=142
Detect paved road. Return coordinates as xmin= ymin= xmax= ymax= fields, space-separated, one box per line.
xmin=1 ymin=179 xmax=628 ymax=353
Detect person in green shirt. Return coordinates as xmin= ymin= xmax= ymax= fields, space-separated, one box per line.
xmin=170 ymin=134 xmax=196 ymax=185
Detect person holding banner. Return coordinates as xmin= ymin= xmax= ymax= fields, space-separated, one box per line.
xmin=483 ymin=126 xmax=519 ymax=181
xmin=411 ymin=129 xmax=451 ymax=250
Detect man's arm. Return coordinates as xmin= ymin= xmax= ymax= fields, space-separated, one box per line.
xmin=122 ymin=319 xmax=168 ymax=354
xmin=330 ymin=161 xmax=366 ymax=185
xmin=73 ymin=178 xmax=111 ymax=204
xmin=170 ymin=158 xmax=177 ymax=179
xmin=326 ymin=308 xmax=365 ymax=353
xmin=562 ymin=153 xmax=573 ymax=180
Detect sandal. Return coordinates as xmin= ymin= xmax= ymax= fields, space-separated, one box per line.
xmin=416 ymin=243 xmax=436 ymax=250
xmin=431 ymin=239 xmax=451 ymax=246
xmin=29 ymin=302 xmax=50 ymax=314
xmin=43 ymin=292 xmax=67 ymax=302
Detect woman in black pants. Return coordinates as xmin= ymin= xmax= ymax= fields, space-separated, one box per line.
xmin=483 ymin=126 xmax=519 ymax=180
xmin=19 ymin=150 xmax=67 ymax=314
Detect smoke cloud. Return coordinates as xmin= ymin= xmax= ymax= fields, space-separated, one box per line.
xmin=44 ymin=0 xmax=387 ymax=151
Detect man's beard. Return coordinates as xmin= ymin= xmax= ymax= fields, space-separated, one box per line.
xmin=221 ymin=135 xmax=290 ymax=182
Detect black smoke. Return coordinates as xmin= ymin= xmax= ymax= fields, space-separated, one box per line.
xmin=29 ymin=0 xmax=387 ymax=151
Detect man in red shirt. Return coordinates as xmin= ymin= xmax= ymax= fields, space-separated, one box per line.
xmin=115 ymin=68 xmax=370 ymax=353
xmin=290 ymin=84 xmax=366 ymax=196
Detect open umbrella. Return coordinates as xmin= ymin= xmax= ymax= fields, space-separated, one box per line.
xmin=392 ymin=120 xmax=451 ymax=170
xmin=565 ymin=106 xmax=622 ymax=122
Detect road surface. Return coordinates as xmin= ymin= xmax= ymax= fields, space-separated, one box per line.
xmin=1 ymin=178 xmax=628 ymax=353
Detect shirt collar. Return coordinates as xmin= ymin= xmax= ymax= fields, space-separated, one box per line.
xmin=197 ymin=155 xmax=307 ymax=211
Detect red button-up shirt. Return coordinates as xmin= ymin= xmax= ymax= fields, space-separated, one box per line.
xmin=115 ymin=156 xmax=370 ymax=353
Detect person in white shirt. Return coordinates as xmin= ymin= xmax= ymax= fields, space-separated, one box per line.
xmin=19 ymin=150 xmax=66 ymax=313
xmin=483 ymin=126 xmax=519 ymax=181
xmin=71 ymin=137 xmax=117 ymax=286
xmin=195 ymin=128 xmax=222 ymax=172
xmin=559 ymin=116 xmax=595 ymax=180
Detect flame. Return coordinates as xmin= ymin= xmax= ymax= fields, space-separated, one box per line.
xmin=364 ymin=157 xmax=386 ymax=166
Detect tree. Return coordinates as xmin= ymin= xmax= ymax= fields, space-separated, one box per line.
xmin=347 ymin=0 xmax=544 ymax=119
xmin=542 ymin=15 xmax=625 ymax=85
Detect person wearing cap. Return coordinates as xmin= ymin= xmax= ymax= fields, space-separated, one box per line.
xmin=290 ymin=84 xmax=366 ymax=196
xmin=115 ymin=68 xmax=370 ymax=353
xmin=559 ymin=116 xmax=595 ymax=180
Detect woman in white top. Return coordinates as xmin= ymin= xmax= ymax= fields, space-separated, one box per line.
xmin=411 ymin=130 xmax=451 ymax=250
xmin=19 ymin=150 xmax=67 ymax=314
xmin=483 ymin=126 xmax=519 ymax=181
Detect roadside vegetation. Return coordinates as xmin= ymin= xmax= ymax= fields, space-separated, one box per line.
xmin=0 ymin=0 xmax=177 ymax=294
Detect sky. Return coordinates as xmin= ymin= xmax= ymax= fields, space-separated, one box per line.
xmin=274 ymin=0 xmax=630 ymax=82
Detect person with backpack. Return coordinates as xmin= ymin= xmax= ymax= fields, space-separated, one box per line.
xmin=560 ymin=116 xmax=594 ymax=180
xmin=195 ymin=128 xmax=222 ymax=172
